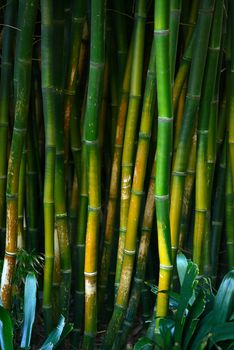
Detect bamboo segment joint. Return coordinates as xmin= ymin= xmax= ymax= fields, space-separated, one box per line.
xmin=88 ymin=205 xmax=101 ymax=212
xmin=187 ymin=93 xmax=200 ymax=100
xmin=6 ymin=193 xmax=17 ymax=199
xmin=159 ymin=264 xmax=173 ymax=270
xmin=131 ymin=189 xmax=144 ymax=196
xmin=63 ymin=89 xmax=76 ymax=96
xmin=134 ymin=277 xmax=143 ymax=283
xmin=84 ymin=271 xmax=97 ymax=276
xmin=75 ymin=291 xmax=84 ymax=295
xmin=158 ymin=116 xmax=173 ymax=123
xmin=154 ymin=29 xmax=169 ymax=36
xmin=155 ymin=194 xmax=169 ymax=201
xmin=73 ymin=16 xmax=85 ymax=23
xmin=13 ymin=126 xmax=27 ymax=133
xmin=142 ymin=227 xmax=152 ymax=232
xmin=90 ymin=61 xmax=105 ymax=69
xmin=0 ymin=122 xmax=8 ymax=127
xmin=139 ymin=132 xmax=151 ymax=139
xmin=0 ymin=175 xmax=7 ymax=179
xmin=195 ymin=208 xmax=207 ymax=213
xmin=119 ymin=228 xmax=127 ymax=233
xmin=124 ymin=249 xmax=136 ymax=255
xmin=197 ymin=129 xmax=208 ymax=134
xmin=212 ymin=221 xmax=222 ymax=226
xmin=5 ymin=251 xmax=16 ymax=257
xmin=172 ymin=170 xmax=186 ymax=177
xmin=55 ymin=212 xmax=67 ymax=218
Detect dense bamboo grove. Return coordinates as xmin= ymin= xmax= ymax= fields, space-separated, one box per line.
xmin=0 ymin=0 xmax=233 ymax=349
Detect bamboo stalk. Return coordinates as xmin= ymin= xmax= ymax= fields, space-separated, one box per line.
xmin=170 ymin=0 xmax=215 ymax=268
xmin=116 ymin=162 xmax=155 ymax=350
xmin=83 ymin=1 xmax=105 ymax=347
xmin=0 ymin=0 xmax=38 ymax=309
xmin=0 ymin=0 xmax=17 ymax=253
xmin=115 ymin=0 xmax=146 ymax=294
xmin=154 ymin=0 xmax=173 ymax=321
xmin=193 ymin=0 xmax=223 ymax=270
xmin=98 ymin=38 xmax=133 ymax=312
xmin=41 ymin=0 xmax=56 ymax=333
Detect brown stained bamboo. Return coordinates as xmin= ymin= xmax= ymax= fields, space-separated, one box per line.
xmin=98 ymin=40 xmax=133 ymax=311
xmin=115 ymin=0 xmax=146 ymax=293
xmin=1 ymin=0 xmax=38 ymax=309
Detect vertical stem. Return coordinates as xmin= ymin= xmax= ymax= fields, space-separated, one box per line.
xmin=41 ymin=0 xmax=56 ymax=333
xmin=1 ymin=0 xmax=38 ymax=309
xmin=83 ymin=1 xmax=105 ymax=348
xmin=154 ymin=0 xmax=173 ymax=320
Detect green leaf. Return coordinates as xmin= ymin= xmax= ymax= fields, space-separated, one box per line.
xmin=40 ymin=315 xmax=65 ymax=349
xmin=54 ymin=323 xmax=73 ymax=348
xmin=177 ymin=252 xmax=188 ymax=286
xmin=212 ymin=270 xmax=234 ymax=323
xmin=134 ymin=336 xmax=154 ymax=350
xmin=0 ymin=306 xmax=14 ymax=350
xmin=182 ymin=289 xmax=206 ymax=349
xmin=227 ymin=341 xmax=234 ymax=349
xmin=174 ymin=261 xmax=199 ymax=345
xmin=191 ymin=270 xmax=234 ymax=350
xmin=20 ymin=273 xmax=37 ymax=349
xmin=209 ymin=322 xmax=234 ymax=344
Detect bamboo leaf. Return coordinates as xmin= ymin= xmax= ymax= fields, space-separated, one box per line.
xmin=183 ymin=289 xmax=206 ymax=349
xmin=0 ymin=306 xmax=14 ymax=350
xmin=177 ymin=252 xmax=188 ymax=286
xmin=20 ymin=273 xmax=37 ymax=349
xmin=209 ymin=322 xmax=234 ymax=344
xmin=40 ymin=315 xmax=65 ymax=349
xmin=191 ymin=270 xmax=234 ymax=350
xmin=174 ymin=261 xmax=199 ymax=345
xmin=54 ymin=323 xmax=73 ymax=348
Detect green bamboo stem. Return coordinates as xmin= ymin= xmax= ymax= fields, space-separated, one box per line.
xmin=26 ymin=116 xmax=39 ymax=251
xmin=115 ymin=0 xmax=146 ymax=294
xmin=184 ymin=0 xmax=199 ymax=47
xmin=41 ymin=0 xmax=56 ymax=333
xmin=193 ymin=0 xmax=223 ymax=270
xmin=116 ymin=162 xmax=155 ymax=350
xmin=178 ymin=126 xmax=197 ymax=249
xmin=72 ymin=144 xmax=88 ymax=347
xmin=53 ymin=0 xmax=72 ymax=322
xmin=172 ymin=25 xmax=196 ymax=111
xmin=154 ymin=0 xmax=173 ymax=321
xmin=17 ymin=148 xmax=26 ymax=250
xmin=83 ymin=1 xmax=105 ymax=348
xmin=229 ymin=1 xmax=234 ymax=198
xmin=103 ymin=35 xmax=155 ymax=348
xmin=98 ymin=39 xmax=134 ymax=312
xmin=0 ymin=0 xmax=38 ymax=309
xmin=0 ymin=0 xmax=17 ymax=253
xmin=170 ymin=0 xmax=215 ymax=269
xmin=64 ymin=0 xmax=86 ymax=173
xmin=112 ymin=0 xmax=128 ymax=86
xmin=225 ymin=152 xmax=234 ymax=270
xmin=210 ymin=139 xmax=226 ymax=278
xmin=170 ymin=0 xmax=182 ymax=82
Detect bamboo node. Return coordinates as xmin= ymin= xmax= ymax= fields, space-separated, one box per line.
xmin=75 ymin=290 xmax=84 ymax=295
xmin=142 ymin=227 xmax=151 ymax=232
xmin=5 ymin=251 xmax=16 ymax=257
xmin=212 ymin=221 xmax=222 ymax=226
xmin=13 ymin=126 xmax=27 ymax=133
xmin=90 ymin=61 xmax=105 ymax=69
xmin=154 ymin=29 xmax=169 ymax=36
xmin=63 ymin=88 xmax=76 ymax=96
xmin=172 ymin=170 xmax=186 ymax=177
xmin=124 ymin=249 xmax=136 ymax=256
xmin=155 ymin=194 xmax=169 ymax=200
xmin=158 ymin=116 xmax=173 ymax=123
xmin=139 ymin=132 xmax=151 ymax=139
xmin=72 ymin=16 xmax=85 ymax=23
xmin=88 ymin=205 xmax=101 ymax=212
xmin=131 ymin=189 xmax=144 ymax=196
xmin=55 ymin=212 xmax=67 ymax=219
xmin=84 ymin=271 xmax=97 ymax=276
xmin=159 ymin=264 xmax=173 ymax=270
xmin=0 ymin=175 xmax=7 ymax=179
xmin=134 ymin=277 xmax=143 ymax=283
xmin=197 ymin=129 xmax=208 ymax=134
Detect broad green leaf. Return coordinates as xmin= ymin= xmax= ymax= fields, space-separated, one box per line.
xmin=183 ymin=289 xmax=206 ymax=349
xmin=191 ymin=270 xmax=234 ymax=350
xmin=0 ymin=306 xmax=14 ymax=350
xmin=212 ymin=270 xmax=234 ymax=323
xmin=133 ymin=336 xmax=154 ymax=350
xmin=209 ymin=322 xmax=234 ymax=346
xmin=20 ymin=273 xmax=37 ymax=348
xmin=40 ymin=315 xmax=65 ymax=349
xmin=174 ymin=261 xmax=199 ymax=345
xmin=177 ymin=252 xmax=188 ymax=286
xmin=54 ymin=323 xmax=73 ymax=348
